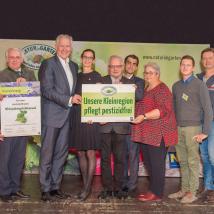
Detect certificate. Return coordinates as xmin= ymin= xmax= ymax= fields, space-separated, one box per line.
xmin=0 ymin=81 xmax=41 ymax=137
xmin=81 ymin=84 xmax=135 ymax=122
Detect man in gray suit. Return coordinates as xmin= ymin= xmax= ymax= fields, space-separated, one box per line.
xmin=0 ymin=48 xmax=36 ymax=202
xmin=98 ymin=55 xmax=132 ymax=200
xmin=38 ymin=34 xmax=81 ymax=201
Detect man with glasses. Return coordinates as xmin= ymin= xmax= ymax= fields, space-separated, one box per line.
xmin=98 ymin=55 xmax=132 ymax=200
xmin=123 ymin=55 xmax=144 ymax=197
xmin=0 ymin=48 xmax=36 ymax=202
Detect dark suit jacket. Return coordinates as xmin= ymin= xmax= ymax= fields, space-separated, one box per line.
xmin=130 ymin=75 xmax=145 ymax=101
xmin=38 ymin=55 xmax=78 ymax=128
xmin=100 ymin=75 xmax=132 ymax=134
xmin=0 ymin=67 xmax=36 ymax=130
xmin=0 ymin=67 xmax=36 ymax=82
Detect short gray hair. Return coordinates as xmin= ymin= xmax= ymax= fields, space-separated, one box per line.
xmin=55 ymin=34 xmax=73 ymax=46
xmin=5 ymin=48 xmax=24 ymax=59
xmin=108 ymin=55 xmax=124 ymax=65
xmin=144 ymin=62 xmax=160 ymax=75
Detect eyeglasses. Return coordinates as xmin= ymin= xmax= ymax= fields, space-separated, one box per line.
xmin=82 ymin=56 xmax=94 ymax=61
xmin=143 ymin=71 xmax=157 ymax=75
xmin=108 ymin=65 xmax=123 ymax=69
xmin=8 ymin=56 xmax=22 ymax=60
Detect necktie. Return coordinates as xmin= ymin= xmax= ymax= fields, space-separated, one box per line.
xmin=17 ymin=70 xmax=23 ymax=77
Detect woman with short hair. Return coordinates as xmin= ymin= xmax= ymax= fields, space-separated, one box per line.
xmin=132 ymin=62 xmax=178 ymax=202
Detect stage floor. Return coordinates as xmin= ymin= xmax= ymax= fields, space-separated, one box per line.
xmin=0 ymin=175 xmax=214 ymax=214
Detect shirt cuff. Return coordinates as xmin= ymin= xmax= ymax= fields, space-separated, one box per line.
xmin=68 ymin=97 xmax=73 ymax=107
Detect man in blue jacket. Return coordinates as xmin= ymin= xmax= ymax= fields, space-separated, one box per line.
xmin=197 ymin=48 xmax=214 ymax=202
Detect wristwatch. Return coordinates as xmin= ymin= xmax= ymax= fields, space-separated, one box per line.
xmin=143 ymin=114 xmax=147 ymax=120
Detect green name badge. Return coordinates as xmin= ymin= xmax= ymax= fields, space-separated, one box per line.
xmin=182 ymin=93 xmax=189 ymax=101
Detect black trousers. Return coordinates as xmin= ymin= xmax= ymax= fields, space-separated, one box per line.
xmin=141 ymin=139 xmax=167 ymax=197
xmin=101 ymin=132 xmax=127 ymax=191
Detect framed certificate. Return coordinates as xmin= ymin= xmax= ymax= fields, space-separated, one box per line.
xmin=0 ymin=81 xmax=41 ymax=137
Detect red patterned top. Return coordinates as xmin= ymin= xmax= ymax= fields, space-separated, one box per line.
xmin=131 ymin=82 xmax=178 ymax=147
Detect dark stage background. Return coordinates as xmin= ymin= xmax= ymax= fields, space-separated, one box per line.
xmin=0 ymin=0 xmax=213 ymax=46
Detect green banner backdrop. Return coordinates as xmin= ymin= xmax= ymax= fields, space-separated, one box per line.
xmin=0 ymin=39 xmax=209 ymax=176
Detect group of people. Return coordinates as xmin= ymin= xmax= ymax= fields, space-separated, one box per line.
xmin=0 ymin=34 xmax=214 ymax=205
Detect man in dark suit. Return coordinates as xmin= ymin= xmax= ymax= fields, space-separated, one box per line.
xmin=123 ymin=55 xmax=144 ymax=196
xmin=0 ymin=48 xmax=36 ymax=202
xmin=98 ymin=55 xmax=132 ymax=199
xmin=38 ymin=34 xmax=81 ymax=201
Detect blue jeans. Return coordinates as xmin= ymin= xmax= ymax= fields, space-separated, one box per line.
xmin=200 ymin=121 xmax=214 ymax=190
xmin=124 ymin=135 xmax=140 ymax=191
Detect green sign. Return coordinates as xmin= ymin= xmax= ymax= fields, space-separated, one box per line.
xmin=81 ymin=84 xmax=135 ymax=122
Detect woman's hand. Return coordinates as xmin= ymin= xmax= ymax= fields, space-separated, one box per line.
xmin=131 ymin=115 xmax=145 ymax=124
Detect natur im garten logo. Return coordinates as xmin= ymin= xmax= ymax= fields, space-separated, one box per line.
xmin=101 ymin=86 xmax=117 ymax=96
xmin=22 ymin=44 xmax=56 ymax=70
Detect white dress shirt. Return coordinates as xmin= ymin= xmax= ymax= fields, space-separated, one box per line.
xmin=58 ymin=56 xmax=74 ymax=106
xmin=58 ymin=56 xmax=74 ymax=93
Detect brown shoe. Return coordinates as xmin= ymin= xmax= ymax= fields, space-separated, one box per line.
xmin=168 ymin=190 xmax=185 ymax=199
xmin=206 ymin=190 xmax=214 ymax=202
xmin=197 ymin=189 xmax=211 ymax=200
xmin=180 ymin=192 xmax=197 ymax=204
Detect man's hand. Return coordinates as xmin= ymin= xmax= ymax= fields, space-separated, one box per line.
xmin=100 ymin=122 xmax=107 ymax=125
xmin=87 ymin=120 xmax=93 ymax=124
xmin=72 ymin=94 xmax=82 ymax=104
xmin=0 ymin=131 xmax=4 ymax=141
xmin=133 ymin=84 xmax=137 ymax=89
xmin=131 ymin=115 xmax=145 ymax=124
xmin=16 ymin=77 xmax=27 ymax=83
xmin=193 ymin=133 xmax=208 ymax=143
